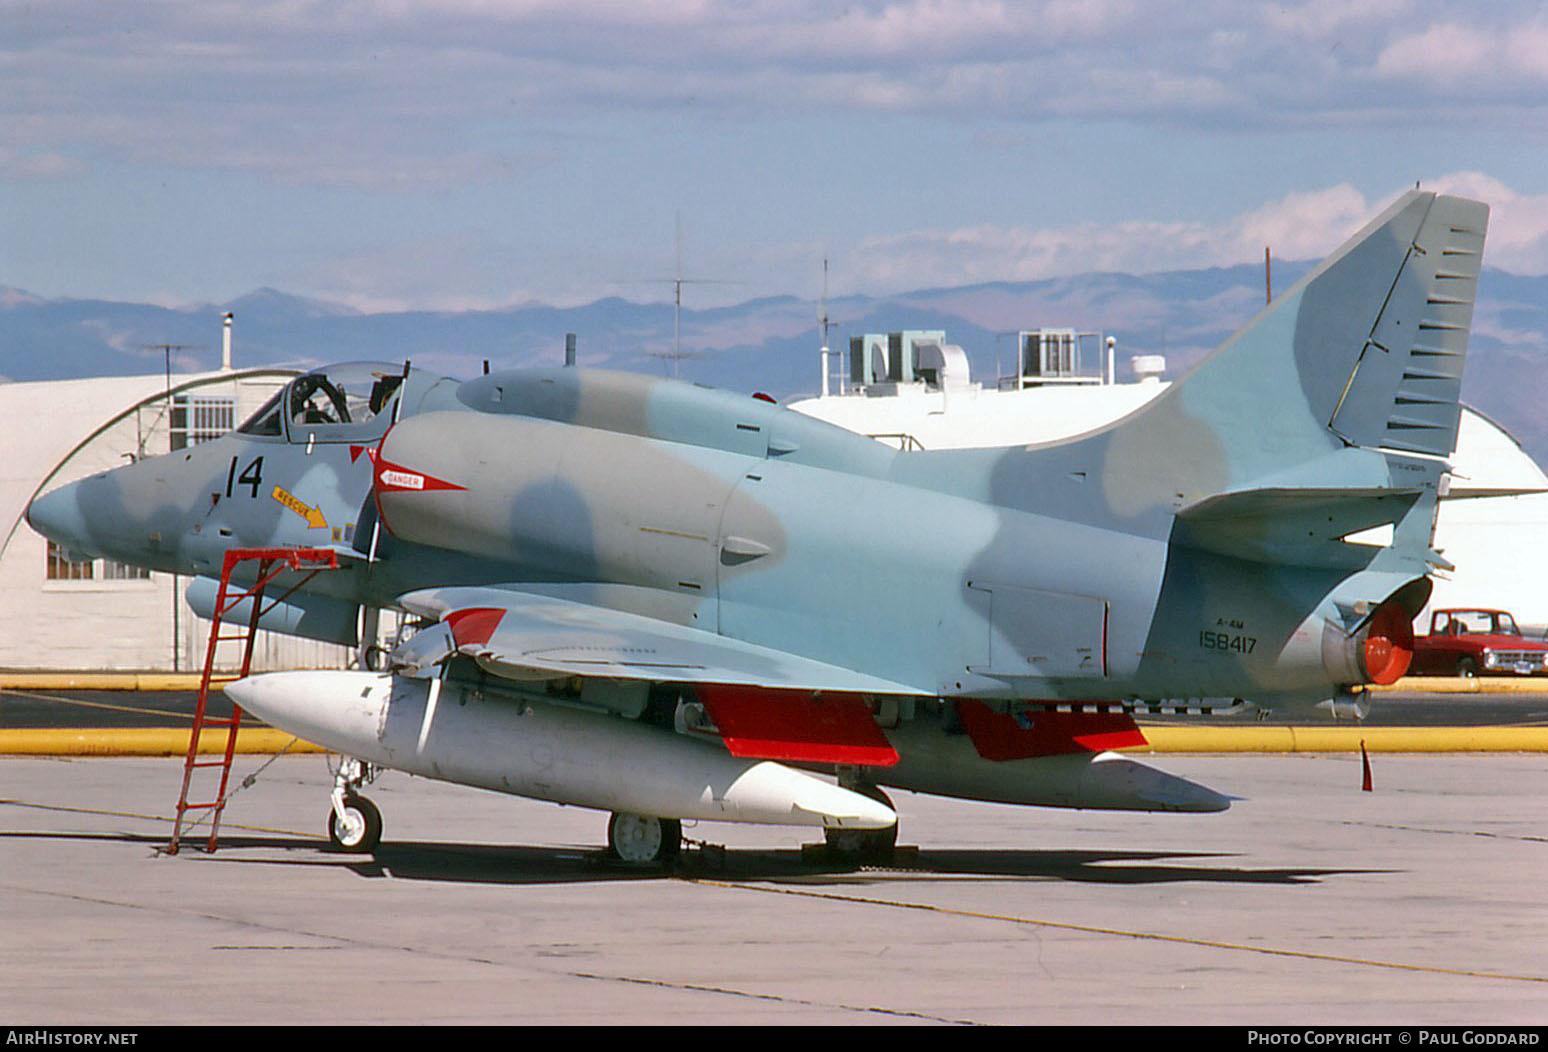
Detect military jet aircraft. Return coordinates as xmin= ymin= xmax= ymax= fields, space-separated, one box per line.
xmin=27 ymin=191 xmax=1487 ymax=863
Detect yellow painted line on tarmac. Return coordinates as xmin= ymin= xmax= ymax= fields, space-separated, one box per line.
xmin=1368 ymin=676 xmax=1548 ymax=694
xmin=4 ymin=671 xmax=1546 ymax=693
xmin=2 ymin=725 xmax=1545 ymax=756
xmin=1131 ymin=725 xmax=1548 ymax=753
xmin=0 ymin=672 xmax=211 ymax=690
xmin=0 ymin=728 xmax=325 ymax=756
xmin=1 ymin=686 xmax=186 ymax=722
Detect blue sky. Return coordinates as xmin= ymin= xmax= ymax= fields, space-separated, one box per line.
xmin=4 ymin=1 xmax=1548 ymax=312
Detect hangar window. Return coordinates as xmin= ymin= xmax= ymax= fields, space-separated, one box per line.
xmin=46 ymin=541 xmax=93 ymax=581
xmin=170 ymin=394 xmax=236 ymax=450
xmin=44 ymin=542 xmax=152 ymax=582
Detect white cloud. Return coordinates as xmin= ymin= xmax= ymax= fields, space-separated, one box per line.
xmin=842 ymin=175 xmax=1548 ymax=296
xmin=253 ymin=173 xmax=1548 ymax=310
xmin=7 ymin=2 xmax=1548 ymax=193
xmin=0 ymin=148 xmax=85 ymax=180
xmin=1375 ymin=18 xmax=1548 ymax=84
xmin=6 ymin=2 xmax=1548 ymax=309
xmin=1224 ymin=186 xmax=1372 ymax=262
xmin=1430 ymin=172 xmax=1548 ymax=274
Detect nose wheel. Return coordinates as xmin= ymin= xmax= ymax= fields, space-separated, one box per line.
xmin=607 ymin=812 xmax=681 ymax=866
xmin=328 ymin=793 xmax=382 ymax=852
xmin=327 ymin=757 xmax=383 ymax=853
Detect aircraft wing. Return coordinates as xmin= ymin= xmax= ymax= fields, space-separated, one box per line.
xmin=393 ymin=585 xmax=917 ymax=695
xmin=392 ymin=585 xmax=913 ymax=766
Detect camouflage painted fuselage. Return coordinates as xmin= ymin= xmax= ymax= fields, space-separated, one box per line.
xmin=30 ymin=191 xmax=1487 ymax=717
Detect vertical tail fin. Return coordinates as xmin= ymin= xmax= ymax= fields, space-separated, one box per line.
xmin=1089 ymin=191 xmax=1488 ymax=527
xmin=1320 ymin=193 xmax=1488 ymax=456
xmin=1160 ymin=191 xmax=1487 ymax=482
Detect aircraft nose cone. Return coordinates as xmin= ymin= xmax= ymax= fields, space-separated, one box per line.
xmin=224 ymin=672 xmax=307 ymax=731
xmin=225 ymin=670 xmax=391 ymax=756
xmin=25 ymin=483 xmax=91 ymax=553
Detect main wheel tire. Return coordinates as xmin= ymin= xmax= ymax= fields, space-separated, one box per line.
xmin=607 ymin=812 xmax=681 ymax=865
xmin=1457 ymin=656 xmax=1479 ymax=679
xmin=328 ymin=794 xmax=383 ymax=853
xmin=824 ymin=785 xmax=898 ymax=861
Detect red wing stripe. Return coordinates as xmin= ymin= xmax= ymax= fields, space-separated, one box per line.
xmin=956 ymin=700 xmax=1146 ymax=760
xmin=697 ymin=685 xmax=899 ymax=767
xmin=445 ymin=607 xmax=506 ymax=648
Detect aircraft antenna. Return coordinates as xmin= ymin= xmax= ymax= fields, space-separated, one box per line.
xmin=813 ymin=259 xmax=853 ymax=398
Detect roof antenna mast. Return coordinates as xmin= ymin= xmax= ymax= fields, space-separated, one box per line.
xmin=819 ymin=258 xmax=832 ymax=398
xmin=644 ymin=211 xmax=736 ymax=379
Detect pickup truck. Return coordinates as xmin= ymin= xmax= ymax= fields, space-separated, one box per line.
xmin=1410 ymin=608 xmax=1548 ymax=677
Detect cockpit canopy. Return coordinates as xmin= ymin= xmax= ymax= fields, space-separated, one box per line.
xmin=238 ymin=362 xmax=409 ymax=443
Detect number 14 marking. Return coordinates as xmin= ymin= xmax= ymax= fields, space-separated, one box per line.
xmin=225 ymin=455 xmax=264 ymax=499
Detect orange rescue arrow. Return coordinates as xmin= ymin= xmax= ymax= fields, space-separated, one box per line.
xmin=271 ymin=486 xmax=329 ymax=529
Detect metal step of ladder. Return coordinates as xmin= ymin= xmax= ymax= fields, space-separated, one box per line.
xmin=168 ymin=546 xmax=339 ymax=855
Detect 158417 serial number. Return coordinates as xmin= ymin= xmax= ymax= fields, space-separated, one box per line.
xmin=1199 ymin=630 xmax=1257 ymax=654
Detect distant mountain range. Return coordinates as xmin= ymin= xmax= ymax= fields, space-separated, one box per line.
xmin=3 ymin=263 xmax=1545 ymax=468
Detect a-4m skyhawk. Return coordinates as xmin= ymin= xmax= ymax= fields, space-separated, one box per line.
xmin=28 ymin=191 xmax=1487 ymax=863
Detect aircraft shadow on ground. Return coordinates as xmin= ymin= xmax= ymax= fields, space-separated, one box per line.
xmin=0 ymin=828 xmax=1385 ymax=886
xmin=204 ymin=836 xmax=1384 ymax=887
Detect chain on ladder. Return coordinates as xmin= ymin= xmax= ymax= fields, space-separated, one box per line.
xmin=167 ymin=546 xmax=339 ymax=855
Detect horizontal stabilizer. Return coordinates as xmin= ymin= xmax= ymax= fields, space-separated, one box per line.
xmin=1175 ymin=486 xmax=1426 ymax=567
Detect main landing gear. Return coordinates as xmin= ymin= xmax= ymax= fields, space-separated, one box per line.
xmin=607 ymin=812 xmax=682 ymax=866
xmin=315 ymin=763 xmax=879 ymax=868
xmin=823 ymin=779 xmax=898 ymax=862
xmin=319 ymin=756 xmax=685 ymax=864
xmin=327 ymin=757 xmax=383 ymax=853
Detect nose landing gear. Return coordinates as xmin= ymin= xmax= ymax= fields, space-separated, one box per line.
xmin=327 ymin=757 xmax=383 ymax=853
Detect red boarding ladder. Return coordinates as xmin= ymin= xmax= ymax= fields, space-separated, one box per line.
xmin=168 ymin=546 xmax=339 ymax=855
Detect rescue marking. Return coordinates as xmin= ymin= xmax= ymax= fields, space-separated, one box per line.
xmin=271 ymin=486 xmax=328 ymax=529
